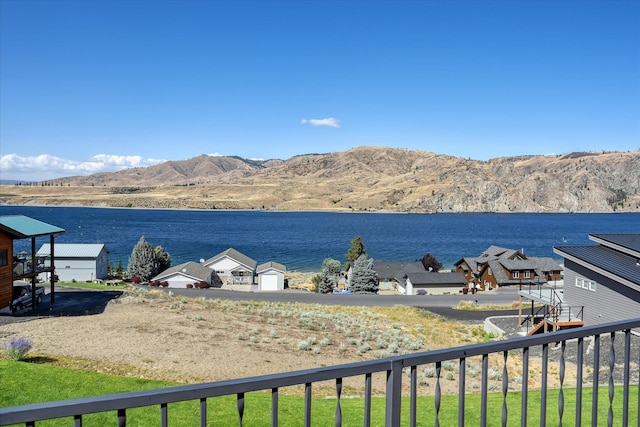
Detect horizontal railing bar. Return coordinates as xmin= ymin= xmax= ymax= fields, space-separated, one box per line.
xmin=2 ymin=317 xmax=639 ymax=426
xmin=399 ymin=318 xmax=640 ymax=367
xmin=0 ymin=361 xmax=393 ymax=424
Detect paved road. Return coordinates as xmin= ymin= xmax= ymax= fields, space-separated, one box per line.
xmin=160 ymin=286 xmax=520 ymax=306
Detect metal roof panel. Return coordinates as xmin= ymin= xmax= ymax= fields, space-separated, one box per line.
xmin=37 ymin=243 xmax=107 ymax=258
xmin=0 ymin=215 xmax=65 ymax=238
xmin=554 ymin=245 xmax=640 ymax=286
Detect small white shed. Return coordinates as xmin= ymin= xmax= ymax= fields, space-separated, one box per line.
xmin=37 ymin=243 xmax=109 ymax=282
xmin=257 ymin=261 xmax=286 ymax=291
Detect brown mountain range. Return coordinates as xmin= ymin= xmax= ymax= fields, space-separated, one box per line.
xmin=2 ymin=146 xmax=639 ymax=213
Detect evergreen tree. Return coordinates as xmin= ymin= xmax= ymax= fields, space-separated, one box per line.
xmin=350 ymin=255 xmax=378 ymax=294
xmin=420 ymin=253 xmax=443 ymax=272
xmin=115 ymin=260 xmax=124 ymax=278
xmin=345 ymin=236 xmax=367 ymax=268
xmin=128 ymin=236 xmax=159 ymax=281
xmin=154 ymin=245 xmax=172 ymax=273
xmin=319 ymin=258 xmax=341 ymax=294
xmin=107 ymin=261 xmax=114 ymax=276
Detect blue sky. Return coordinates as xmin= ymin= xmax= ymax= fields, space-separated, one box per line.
xmin=1 ymin=0 xmax=638 ymax=181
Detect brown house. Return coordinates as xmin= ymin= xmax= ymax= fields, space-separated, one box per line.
xmin=0 ymin=215 xmax=64 ymax=311
xmin=455 ymin=245 xmax=562 ymax=291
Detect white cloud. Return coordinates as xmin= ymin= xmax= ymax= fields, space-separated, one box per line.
xmin=0 ymin=153 xmax=165 ymax=182
xmin=300 ymin=117 xmax=340 ymax=128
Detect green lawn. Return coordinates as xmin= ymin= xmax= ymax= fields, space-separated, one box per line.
xmin=52 ymin=281 xmax=127 ymax=291
xmin=1 ymin=360 xmax=637 ymax=426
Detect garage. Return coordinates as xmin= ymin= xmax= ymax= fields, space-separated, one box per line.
xmin=257 ymin=261 xmax=286 ymax=291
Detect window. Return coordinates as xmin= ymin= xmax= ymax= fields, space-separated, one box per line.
xmin=524 ymin=271 xmax=531 ymax=279
xmin=0 ymin=249 xmax=7 ymax=266
xmin=513 ymin=271 xmax=520 ymax=279
xmin=576 ymin=277 xmax=596 ymax=291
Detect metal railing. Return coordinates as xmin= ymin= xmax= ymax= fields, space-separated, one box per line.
xmin=2 ymin=318 xmax=639 ymax=427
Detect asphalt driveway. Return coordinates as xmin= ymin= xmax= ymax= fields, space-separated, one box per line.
xmin=0 ymin=288 xmax=123 ymax=325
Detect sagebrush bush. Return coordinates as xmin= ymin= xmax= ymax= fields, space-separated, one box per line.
xmin=2 ymin=337 xmax=32 ymax=361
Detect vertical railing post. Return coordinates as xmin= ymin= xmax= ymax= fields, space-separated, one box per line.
xmin=521 ymin=346 xmax=529 ymax=427
xmin=458 ymin=357 xmax=466 ymax=427
xmin=160 ymin=403 xmax=168 ymax=427
xmin=576 ymin=338 xmax=583 ymax=427
xmin=271 ymin=387 xmax=278 ymax=427
xmin=480 ymin=353 xmax=488 ymax=427
xmin=117 ymin=408 xmax=126 ymax=427
xmin=410 ymin=365 xmax=417 ymax=427
xmin=622 ymin=329 xmax=630 ymax=427
xmin=200 ymin=398 xmax=207 ymax=427
xmin=364 ymin=373 xmax=372 ymax=427
xmin=540 ymin=343 xmax=548 ymax=427
xmin=592 ymin=334 xmax=600 ymax=427
xmin=304 ymin=382 xmax=312 ymax=427
xmin=385 ymin=358 xmax=403 ymax=427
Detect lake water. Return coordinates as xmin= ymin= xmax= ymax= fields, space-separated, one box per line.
xmin=1 ymin=206 xmax=638 ymax=272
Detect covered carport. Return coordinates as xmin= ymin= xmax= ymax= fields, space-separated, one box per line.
xmin=0 ymin=215 xmax=65 ymax=311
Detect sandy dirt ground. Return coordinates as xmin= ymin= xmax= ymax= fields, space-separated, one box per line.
xmin=1 ymin=289 xmax=449 ymax=394
xmin=1 ymin=294 xmax=361 ymax=383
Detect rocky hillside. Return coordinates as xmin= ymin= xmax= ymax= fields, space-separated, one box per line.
xmin=2 ymin=147 xmax=639 ymax=213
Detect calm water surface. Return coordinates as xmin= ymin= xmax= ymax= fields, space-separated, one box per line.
xmin=1 ymin=206 xmax=638 ymax=271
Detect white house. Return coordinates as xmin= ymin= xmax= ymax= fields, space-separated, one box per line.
xmin=202 ymin=248 xmax=257 ymax=287
xmin=151 ymin=261 xmax=213 ymax=289
xmin=400 ymin=271 xmax=466 ymax=295
xmin=37 ymin=243 xmax=109 ymax=282
xmin=257 ymin=261 xmax=286 ymax=291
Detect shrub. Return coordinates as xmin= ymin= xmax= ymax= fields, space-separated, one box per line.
xmin=2 ymin=336 xmax=32 ymax=361
xmin=416 ymin=289 xmax=427 ymax=295
xmin=130 ymin=276 xmax=142 ymax=284
xmin=186 ymin=284 xmax=194 ymax=289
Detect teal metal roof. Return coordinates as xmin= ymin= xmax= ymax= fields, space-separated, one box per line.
xmin=0 ymin=215 xmax=65 ymax=238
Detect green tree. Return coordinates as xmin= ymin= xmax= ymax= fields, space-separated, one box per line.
xmin=128 ymin=236 xmax=159 ymax=281
xmin=345 ymin=236 xmax=367 ymax=268
xmin=420 ymin=253 xmax=443 ymax=272
xmin=154 ymin=245 xmax=172 ymax=273
xmin=319 ymin=258 xmax=341 ymax=294
xmin=115 ymin=260 xmax=124 ymax=278
xmin=349 ymin=255 xmax=378 ymax=294
xmin=107 ymin=261 xmax=114 ymax=276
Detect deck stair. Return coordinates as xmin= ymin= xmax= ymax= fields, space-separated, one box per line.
xmin=519 ymin=283 xmax=584 ymax=335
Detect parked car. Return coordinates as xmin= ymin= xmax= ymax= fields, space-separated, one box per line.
xmin=332 ymin=288 xmax=351 ymax=294
xmin=11 ymin=283 xmax=45 ymax=313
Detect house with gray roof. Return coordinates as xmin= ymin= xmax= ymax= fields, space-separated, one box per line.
xmin=455 ymin=245 xmax=561 ymax=291
xmin=202 ymin=248 xmax=258 ymax=287
xmin=554 ymin=234 xmax=640 ymax=327
xmin=151 ymin=261 xmax=213 ymax=288
xmin=37 ymin=243 xmax=108 ymax=283
xmin=372 ymin=260 xmax=424 ymax=292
